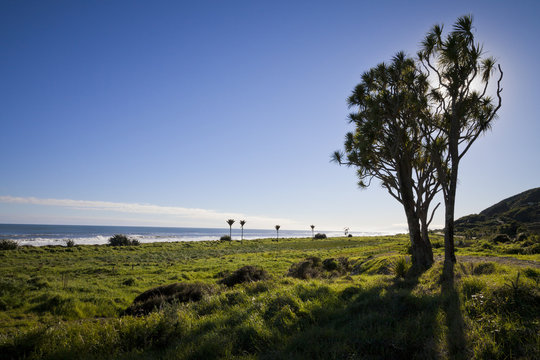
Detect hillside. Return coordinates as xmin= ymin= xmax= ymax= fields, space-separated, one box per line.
xmin=455 ymin=187 xmax=540 ymax=235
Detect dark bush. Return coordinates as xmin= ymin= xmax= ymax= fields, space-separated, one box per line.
xmin=472 ymin=262 xmax=496 ymax=275
xmin=432 ymin=241 xmax=443 ymax=249
xmin=288 ymin=257 xmax=352 ymax=279
xmin=491 ymin=234 xmax=511 ymax=244
xmin=322 ymin=258 xmax=339 ymax=271
xmin=507 ymin=242 xmax=540 ymax=255
xmin=125 ymin=282 xmax=215 ymax=316
xmin=287 ymin=257 xmax=322 ymax=279
xmin=0 ymin=239 xmax=18 ymax=250
xmin=65 ymin=239 xmax=75 ymax=247
xmin=313 ymin=233 xmax=327 ymax=239
xmin=496 ymin=222 xmax=520 ymax=237
xmin=515 ymin=232 xmax=529 ymax=242
xmin=348 ymin=234 xmax=353 ymax=237
xmin=122 ymin=278 xmax=136 ymax=286
xmin=220 ymin=235 xmax=231 ymax=242
xmin=219 ymin=265 xmax=270 ymax=287
xmin=108 ymin=234 xmax=139 ymax=246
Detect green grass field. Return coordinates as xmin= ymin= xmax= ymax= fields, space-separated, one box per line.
xmin=0 ymin=234 xmax=538 ymax=359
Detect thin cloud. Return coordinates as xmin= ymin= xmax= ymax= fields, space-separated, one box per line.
xmin=0 ymin=196 xmax=295 ymax=227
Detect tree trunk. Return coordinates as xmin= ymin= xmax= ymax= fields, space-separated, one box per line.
xmin=444 ymin=182 xmax=457 ymax=265
xmin=398 ymin=160 xmax=433 ymax=273
xmin=419 ymin=212 xmax=434 ymax=267
xmin=405 ymin=206 xmax=432 ymax=273
xmin=444 ymin=118 xmax=460 ymax=267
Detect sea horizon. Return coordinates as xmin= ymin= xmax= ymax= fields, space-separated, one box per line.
xmin=0 ymin=223 xmax=393 ymax=246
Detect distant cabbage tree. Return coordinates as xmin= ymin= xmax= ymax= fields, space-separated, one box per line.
xmin=226 ymin=219 xmax=235 ymax=240
xmin=275 ymin=225 xmax=280 ymax=242
xmin=239 ymin=220 xmax=246 ymax=242
xmin=310 ymin=225 xmax=315 ymax=238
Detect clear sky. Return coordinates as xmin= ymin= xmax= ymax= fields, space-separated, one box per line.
xmin=1 ymin=0 xmax=539 ymax=232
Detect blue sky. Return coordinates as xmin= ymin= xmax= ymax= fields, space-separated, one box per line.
xmin=1 ymin=0 xmax=539 ymax=232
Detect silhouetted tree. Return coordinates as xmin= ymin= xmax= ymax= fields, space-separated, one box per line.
xmin=239 ymin=220 xmax=246 ymax=242
xmin=310 ymin=225 xmax=315 ymax=238
xmin=275 ymin=225 xmax=280 ymax=242
xmin=418 ymin=15 xmax=502 ymax=269
xmin=334 ymin=52 xmax=441 ymax=272
xmin=226 ymin=219 xmax=235 ymax=240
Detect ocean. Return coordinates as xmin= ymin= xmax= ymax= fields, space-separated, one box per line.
xmin=0 ymin=224 xmax=386 ymax=246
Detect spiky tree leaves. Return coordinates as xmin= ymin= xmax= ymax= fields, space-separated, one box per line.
xmin=334 ymin=52 xmax=440 ymax=273
xmin=418 ymin=15 xmax=503 ymax=268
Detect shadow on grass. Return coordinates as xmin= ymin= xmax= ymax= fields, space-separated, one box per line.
xmin=441 ymin=261 xmax=467 ymax=359
xmin=2 ymin=268 xmax=478 ymax=360
xmin=264 ymin=276 xmax=441 ymax=360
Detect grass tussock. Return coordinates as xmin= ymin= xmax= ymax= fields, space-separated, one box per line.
xmin=125 ymin=282 xmax=216 ymax=316
xmin=287 ymin=256 xmax=353 ymax=279
xmin=218 ymin=265 xmax=270 ymax=287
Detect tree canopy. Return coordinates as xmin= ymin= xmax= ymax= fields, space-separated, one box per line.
xmin=334 ymin=15 xmax=502 ymax=273
xmin=333 ymin=52 xmax=440 ymax=272
xmin=418 ymin=15 xmax=503 ymax=267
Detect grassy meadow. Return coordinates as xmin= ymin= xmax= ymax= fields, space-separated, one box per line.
xmin=0 ymin=234 xmax=539 ymax=359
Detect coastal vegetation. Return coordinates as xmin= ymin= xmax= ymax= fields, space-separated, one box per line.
xmin=0 ymin=233 xmax=538 ymax=359
xmin=108 ymin=234 xmax=140 ymax=247
xmin=455 ymin=187 xmax=540 ymax=238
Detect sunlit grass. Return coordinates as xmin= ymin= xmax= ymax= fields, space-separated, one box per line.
xmin=0 ymin=234 xmax=538 ymax=359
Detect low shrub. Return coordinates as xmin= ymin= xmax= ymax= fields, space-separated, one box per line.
xmin=287 ymin=257 xmax=323 ymax=279
xmin=461 ymin=277 xmax=486 ymax=298
xmin=288 ymin=257 xmax=352 ymax=279
xmin=220 ymin=235 xmax=232 ymax=242
xmin=313 ymin=233 xmax=327 ymax=239
xmin=0 ymin=239 xmax=18 ymax=250
xmin=323 ymin=257 xmax=352 ymax=274
xmin=392 ymin=257 xmax=411 ymax=278
xmin=64 ymin=239 xmax=75 ymax=247
xmin=431 ymin=241 xmax=443 ymax=249
xmin=219 ymin=265 xmax=270 ymax=287
xmin=523 ymin=268 xmax=539 ymax=285
xmin=125 ymin=282 xmax=216 ymax=316
xmin=503 ymin=242 xmax=540 ymax=255
xmin=491 ymin=234 xmax=511 ymax=244
xmin=108 ymin=234 xmax=139 ymax=246
xmin=516 ymin=232 xmax=529 ymax=242
xmin=472 ymin=262 xmax=497 ymax=275
xmin=122 ymin=278 xmax=136 ymax=286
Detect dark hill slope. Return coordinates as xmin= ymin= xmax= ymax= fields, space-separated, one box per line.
xmin=455 ymin=187 xmax=540 ymax=235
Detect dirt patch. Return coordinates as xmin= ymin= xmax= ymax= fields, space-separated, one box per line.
xmin=443 ymin=255 xmax=539 ymax=268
